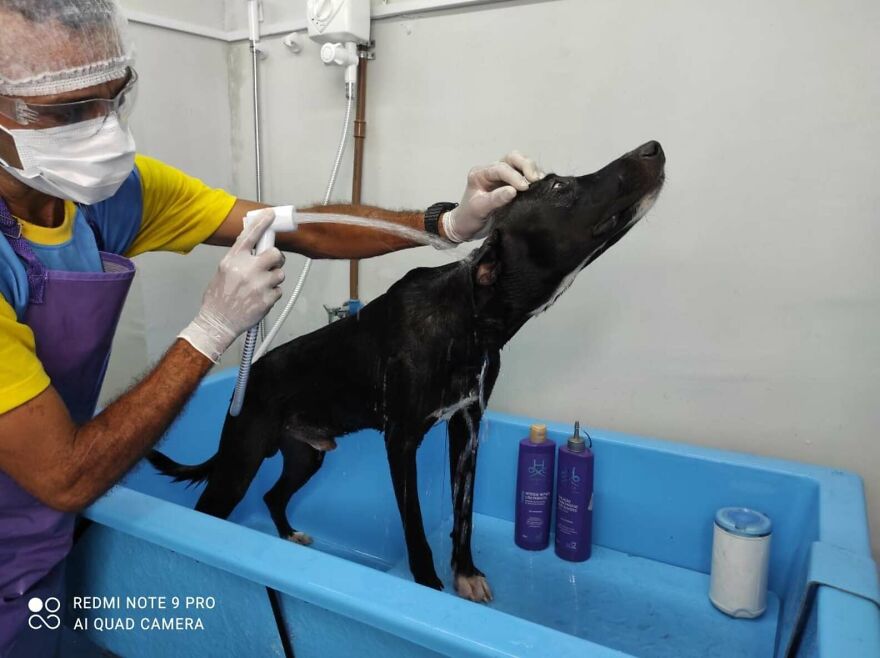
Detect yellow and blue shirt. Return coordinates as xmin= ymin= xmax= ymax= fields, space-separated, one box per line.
xmin=0 ymin=154 xmax=236 ymax=415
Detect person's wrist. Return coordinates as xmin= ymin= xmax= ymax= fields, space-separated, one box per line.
xmin=178 ymin=312 xmax=238 ymax=364
xmin=438 ymin=211 xmax=452 ymax=241
xmin=424 ymin=202 xmax=458 ymax=248
xmin=173 ymin=338 xmax=216 ymax=368
xmin=440 ymin=209 xmax=466 ymax=244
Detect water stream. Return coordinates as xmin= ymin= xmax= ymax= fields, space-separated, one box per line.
xmin=294 ymin=212 xmax=457 ymax=251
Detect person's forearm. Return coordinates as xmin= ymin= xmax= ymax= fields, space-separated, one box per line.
xmin=286 ymin=204 xmax=445 ymax=258
xmin=59 ymin=340 xmax=212 ymax=510
xmin=207 ymin=200 xmax=448 ymax=258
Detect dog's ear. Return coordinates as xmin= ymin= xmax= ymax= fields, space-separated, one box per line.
xmin=473 ymin=230 xmax=502 ymax=287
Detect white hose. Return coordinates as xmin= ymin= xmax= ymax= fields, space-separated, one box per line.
xmin=253 ymin=91 xmax=354 ymax=363
xmin=230 ymin=91 xmax=355 ymax=416
xmin=229 ymin=325 xmax=258 ymax=416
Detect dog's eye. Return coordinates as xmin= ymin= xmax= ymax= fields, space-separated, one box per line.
xmin=551 ymin=181 xmax=567 ymax=192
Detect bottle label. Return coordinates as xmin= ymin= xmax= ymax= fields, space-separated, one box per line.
xmin=522 ymin=490 xmax=551 ymax=506
xmin=525 ymin=516 xmax=544 ymax=529
xmin=557 ymin=495 xmax=579 ymax=515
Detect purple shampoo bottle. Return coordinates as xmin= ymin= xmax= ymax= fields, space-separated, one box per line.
xmin=555 ymin=421 xmax=594 ymax=561
xmin=514 ymin=424 xmax=556 ymax=550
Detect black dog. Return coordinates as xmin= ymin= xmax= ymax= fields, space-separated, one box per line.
xmin=149 ymin=141 xmax=665 ymax=602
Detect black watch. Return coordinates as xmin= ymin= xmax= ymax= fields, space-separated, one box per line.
xmin=424 ymin=202 xmax=458 ymax=237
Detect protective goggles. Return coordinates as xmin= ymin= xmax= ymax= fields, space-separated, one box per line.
xmin=0 ymin=68 xmax=138 ymax=136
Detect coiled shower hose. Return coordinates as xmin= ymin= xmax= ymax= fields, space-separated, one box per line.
xmin=229 ymin=91 xmax=355 ymax=417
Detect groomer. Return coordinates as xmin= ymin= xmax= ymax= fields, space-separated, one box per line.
xmin=0 ymin=1 xmax=544 ymax=655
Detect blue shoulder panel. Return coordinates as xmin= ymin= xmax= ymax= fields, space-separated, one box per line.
xmin=87 ymin=167 xmax=144 ymax=256
xmin=0 ymin=168 xmax=143 ymax=319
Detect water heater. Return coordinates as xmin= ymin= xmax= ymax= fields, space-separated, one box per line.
xmin=306 ymin=0 xmax=371 ymax=44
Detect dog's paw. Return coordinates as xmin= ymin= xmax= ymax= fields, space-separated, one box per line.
xmin=455 ymin=574 xmax=493 ymax=603
xmin=414 ymin=572 xmax=444 ymax=591
xmin=285 ymin=531 xmax=313 ymax=546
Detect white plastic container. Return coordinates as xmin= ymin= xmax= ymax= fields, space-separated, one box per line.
xmin=709 ymin=507 xmax=772 ymax=618
xmin=306 ymin=0 xmax=371 ymax=44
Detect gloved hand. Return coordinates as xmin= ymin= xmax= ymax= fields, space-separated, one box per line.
xmin=179 ymin=210 xmax=285 ymax=363
xmin=442 ymin=151 xmax=545 ymax=243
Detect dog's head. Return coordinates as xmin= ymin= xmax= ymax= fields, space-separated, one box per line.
xmin=471 ymin=141 xmax=665 ymax=334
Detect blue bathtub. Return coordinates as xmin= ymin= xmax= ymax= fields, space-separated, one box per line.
xmin=67 ymin=371 xmax=879 ymax=657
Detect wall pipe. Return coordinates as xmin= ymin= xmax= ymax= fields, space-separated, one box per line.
xmin=247 ymin=0 xmax=266 ymax=341
xmin=250 ymin=45 xmax=263 ymax=204
xmin=349 ymin=54 xmax=369 ymax=301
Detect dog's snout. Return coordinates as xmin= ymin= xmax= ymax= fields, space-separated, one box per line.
xmin=638 ymin=141 xmax=662 ymax=159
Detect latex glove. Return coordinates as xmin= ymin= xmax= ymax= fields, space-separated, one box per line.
xmin=179 ymin=210 xmax=285 ymax=362
xmin=442 ymin=151 xmax=546 ymax=243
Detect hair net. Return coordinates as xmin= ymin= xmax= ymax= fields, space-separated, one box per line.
xmin=0 ymin=0 xmax=133 ymax=97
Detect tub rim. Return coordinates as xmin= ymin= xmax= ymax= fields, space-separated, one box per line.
xmin=85 ymin=485 xmax=628 ymax=658
xmin=84 ymin=369 xmax=875 ymax=657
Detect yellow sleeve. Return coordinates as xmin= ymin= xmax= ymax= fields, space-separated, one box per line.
xmin=126 ymin=154 xmax=237 ymax=257
xmin=0 ymin=296 xmax=50 ymax=415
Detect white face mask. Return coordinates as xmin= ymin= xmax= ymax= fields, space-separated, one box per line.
xmin=0 ymin=115 xmax=136 ymax=205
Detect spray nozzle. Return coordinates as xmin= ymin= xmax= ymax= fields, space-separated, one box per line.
xmin=245 ymin=205 xmax=298 ymax=255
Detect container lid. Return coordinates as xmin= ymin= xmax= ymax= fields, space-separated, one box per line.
xmin=529 ymin=424 xmax=547 ymax=444
xmin=715 ymin=507 xmax=772 ymax=537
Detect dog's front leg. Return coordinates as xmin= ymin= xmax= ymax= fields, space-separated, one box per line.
xmin=385 ymin=433 xmax=443 ymax=590
xmin=448 ymin=406 xmax=493 ymax=603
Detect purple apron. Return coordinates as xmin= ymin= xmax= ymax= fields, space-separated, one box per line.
xmin=0 ymin=198 xmax=135 ymax=657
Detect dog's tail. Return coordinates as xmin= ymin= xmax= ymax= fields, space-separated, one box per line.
xmin=147 ymin=450 xmax=215 ymax=486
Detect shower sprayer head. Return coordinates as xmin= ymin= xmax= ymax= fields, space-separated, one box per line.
xmin=245 ymin=205 xmax=298 ymax=255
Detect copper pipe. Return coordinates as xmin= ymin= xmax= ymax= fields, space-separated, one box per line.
xmin=350 ymin=54 xmax=368 ymax=300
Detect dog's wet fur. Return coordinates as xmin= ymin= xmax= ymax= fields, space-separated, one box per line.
xmin=149 ymin=141 xmax=666 ymax=601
